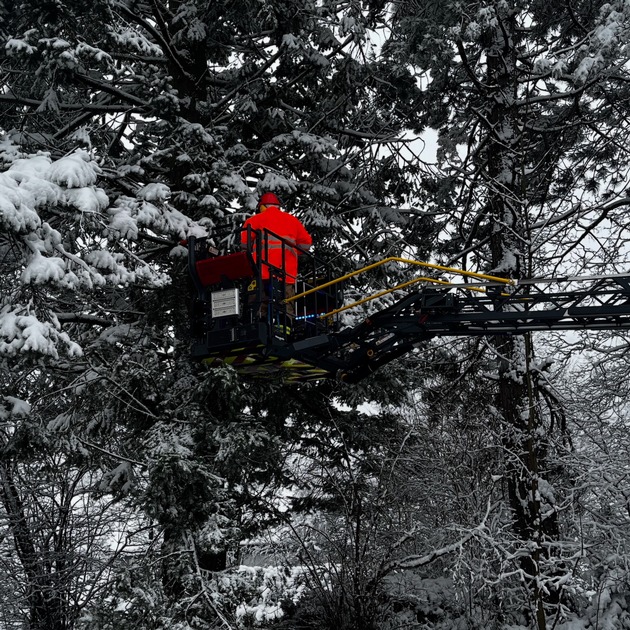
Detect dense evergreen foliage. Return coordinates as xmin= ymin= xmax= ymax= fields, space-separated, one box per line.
xmin=2 ymin=1 xmax=630 ymax=629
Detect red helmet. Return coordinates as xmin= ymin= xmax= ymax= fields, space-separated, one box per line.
xmin=258 ymin=192 xmax=281 ymax=209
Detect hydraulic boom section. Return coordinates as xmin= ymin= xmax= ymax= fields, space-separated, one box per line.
xmin=188 ymin=236 xmax=630 ymax=383
xmin=319 ymin=275 xmax=630 ymax=383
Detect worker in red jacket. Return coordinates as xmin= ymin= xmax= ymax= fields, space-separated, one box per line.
xmin=241 ymin=192 xmax=312 ymax=322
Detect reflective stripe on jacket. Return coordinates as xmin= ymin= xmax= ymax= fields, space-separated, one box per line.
xmin=241 ymin=206 xmax=312 ymax=281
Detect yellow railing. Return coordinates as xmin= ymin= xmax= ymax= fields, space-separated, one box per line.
xmin=285 ymin=256 xmax=514 ymax=319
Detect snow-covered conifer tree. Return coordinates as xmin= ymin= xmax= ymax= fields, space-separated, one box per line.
xmin=384 ymin=0 xmax=630 ymax=626
xmin=0 ymin=0 xmax=432 ymax=627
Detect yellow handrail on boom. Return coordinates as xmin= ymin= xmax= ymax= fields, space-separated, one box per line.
xmin=286 ymin=257 xmax=514 ymax=314
xmin=320 ymin=275 xmax=489 ymax=318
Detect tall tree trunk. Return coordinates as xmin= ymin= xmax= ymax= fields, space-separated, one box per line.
xmin=0 ymin=462 xmax=67 ymax=630
xmin=484 ymin=11 xmax=551 ymax=628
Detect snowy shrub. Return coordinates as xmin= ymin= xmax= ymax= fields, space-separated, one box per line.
xmin=205 ymin=564 xmax=309 ymax=628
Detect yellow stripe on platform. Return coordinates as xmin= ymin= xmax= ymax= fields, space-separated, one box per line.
xmin=203 ymin=349 xmax=330 ymax=382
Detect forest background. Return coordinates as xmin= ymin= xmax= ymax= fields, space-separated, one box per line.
xmin=2 ymin=0 xmax=630 ymax=629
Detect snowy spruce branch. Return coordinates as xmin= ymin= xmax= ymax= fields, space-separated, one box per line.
xmin=0 ymin=138 xmax=204 ymax=359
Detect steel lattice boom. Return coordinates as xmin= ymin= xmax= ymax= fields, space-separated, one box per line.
xmin=188 ymin=237 xmax=630 ymax=383
xmin=290 ymin=276 xmax=630 ymax=383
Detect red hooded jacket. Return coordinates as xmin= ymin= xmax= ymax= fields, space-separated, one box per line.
xmin=241 ymin=205 xmax=312 ymax=281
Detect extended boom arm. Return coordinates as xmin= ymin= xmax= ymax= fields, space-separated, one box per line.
xmin=188 ymin=236 xmax=630 ymax=383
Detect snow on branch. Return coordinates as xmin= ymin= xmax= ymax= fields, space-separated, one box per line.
xmin=0 ymin=396 xmax=31 ymax=420
xmin=0 ymin=137 xmax=205 ymax=360
xmin=0 ymin=306 xmax=82 ymax=358
xmin=382 ymin=531 xmax=475 ymax=572
xmin=378 ymin=498 xmax=500 ymax=576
